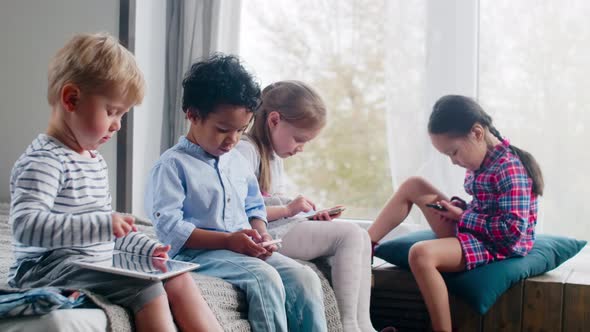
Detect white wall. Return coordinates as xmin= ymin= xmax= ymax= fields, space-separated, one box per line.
xmin=0 ymin=0 xmax=120 ymax=203
xmin=132 ymin=1 xmax=166 ymax=217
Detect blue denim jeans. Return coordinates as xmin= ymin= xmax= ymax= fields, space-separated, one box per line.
xmin=175 ymin=249 xmax=327 ymax=332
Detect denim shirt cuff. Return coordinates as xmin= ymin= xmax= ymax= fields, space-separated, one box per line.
xmin=249 ymin=214 xmax=268 ymax=225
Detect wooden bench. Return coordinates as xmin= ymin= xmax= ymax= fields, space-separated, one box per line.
xmin=370 ymin=248 xmax=590 ymax=331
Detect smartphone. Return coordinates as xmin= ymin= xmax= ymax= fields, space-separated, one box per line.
xmin=260 ymin=239 xmax=282 ymax=247
xmin=306 ymin=206 xmax=346 ymax=220
xmin=426 ymin=203 xmax=447 ymax=211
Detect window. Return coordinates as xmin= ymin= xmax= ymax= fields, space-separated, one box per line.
xmin=241 ymin=0 xmax=590 ymax=240
xmin=240 ymin=0 xmax=393 ymax=219
xmin=479 ymin=0 xmax=590 ymax=238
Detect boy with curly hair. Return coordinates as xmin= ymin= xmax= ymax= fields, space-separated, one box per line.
xmin=144 ymin=54 xmax=327 ymax=332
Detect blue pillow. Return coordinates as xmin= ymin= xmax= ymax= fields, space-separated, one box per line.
xmin=374 ymin=230 xmax=587 ymax=315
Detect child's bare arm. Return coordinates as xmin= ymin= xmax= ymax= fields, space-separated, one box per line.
xmin=266 ymin=205 xmax=291 ymax=221
xmin=265 ymin=195 xmax=315 ymax=221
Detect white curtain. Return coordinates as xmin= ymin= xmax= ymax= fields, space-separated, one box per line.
xmin=478 ymin=0 xmax=590 ymax=239
xmin=385 ymin=0 xmax=590 ymax=240
xmin=384 ymin=0 xmax=475 ymax=225
xmin=162 ymin=0 xmax=243 ymax=151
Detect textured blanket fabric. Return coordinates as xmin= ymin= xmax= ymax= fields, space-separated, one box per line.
xmin=0 ymin=287 xmax=88 ymax=318
xmin=0 ymin=204 xmax=342 ymax=331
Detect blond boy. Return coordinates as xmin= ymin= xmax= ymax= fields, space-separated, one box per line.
xmin=8 ymin=33 xmax=221 ymax=332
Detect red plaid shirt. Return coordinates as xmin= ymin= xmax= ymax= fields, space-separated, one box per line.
xmin=457 ymin=139 xmax=538 ymax=270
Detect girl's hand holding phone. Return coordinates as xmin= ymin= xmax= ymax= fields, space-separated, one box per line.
xmin=310 ymin=206 xmax=345 ymax=221
xmin=286 ymin=195 xmax=316 ymax=217
xmin=429 ymin=200 xmax=463 ymax=222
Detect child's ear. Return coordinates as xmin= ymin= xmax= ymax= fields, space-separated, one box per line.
xmin=186 ymin=108 xmax=202 ymax=124
xmin=471 ymin=124 xmax=485 ymax=141
xmin=61 ymin=84 xmax=80 ymax=112
xmin=268 ymin=111 xmax=281 ymax=129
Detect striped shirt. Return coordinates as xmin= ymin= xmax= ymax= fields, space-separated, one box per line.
xmin=8 ymin=134 xmax=160 ymax=286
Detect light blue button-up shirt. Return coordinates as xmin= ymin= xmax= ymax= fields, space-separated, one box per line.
xmin=144 ymin=137 xmax=267 ymax=257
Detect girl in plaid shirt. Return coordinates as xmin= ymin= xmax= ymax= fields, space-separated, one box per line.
xmin=368 ymin=95 xmax=543 ymax=332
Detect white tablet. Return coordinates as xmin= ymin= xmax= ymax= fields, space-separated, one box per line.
xmin=74 ymin=251 xmax=199 ymax=281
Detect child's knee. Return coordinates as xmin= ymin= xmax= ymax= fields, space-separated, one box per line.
xmin=250 ymin=263 xmax=286 ymax=299
xmin=165 ymin=272 xmax=198 ymax=296
xmin=335 ymin=222 xmax=366 ymax=243
xmin=291 ymin=266 xmax=322 ymax=296
xmin=401 ymin=176 xmax=429 ymax=191
xmin=408 ymin=242 xmax=434 ymax=269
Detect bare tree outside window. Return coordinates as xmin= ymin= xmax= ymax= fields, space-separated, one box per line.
xmin=240 ymin=0 xmax=392 ymax=219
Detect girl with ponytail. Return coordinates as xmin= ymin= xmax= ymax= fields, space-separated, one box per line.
xmin=368 ymin=95 xmax=543 ymax=332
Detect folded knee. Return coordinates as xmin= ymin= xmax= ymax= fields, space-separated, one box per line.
xmin=290 ymin=266 xmax=323 ymax=295
xmin=336 ymin=222 xmax=367 ymax=243
xmin=399 ymin=176 xmax=431 ymax=195
xmin=408 ymin=242 xmax=435 ymax=269
xmin=248 ymin=264 xmax=286 ymax=298
xmin=164 ymin=272 xmax=198 ymax=298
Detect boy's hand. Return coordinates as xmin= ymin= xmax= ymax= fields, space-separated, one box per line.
xmin=153 ymin=244 xmax=171 ymax=259
xmin=287 ymin=195 xmax=316 ymax=217
xmin=436 ymin=200 xmax=464 ymax=222
xmin=112 ymin=213 xmax=137 ymax=238
xmin=225 ymin=229 xmax=267 ymax=257
xmin=152 ymin=245 xmax=171 ymax=272
xmin=256 ymin=233 xmax=278 ymax=260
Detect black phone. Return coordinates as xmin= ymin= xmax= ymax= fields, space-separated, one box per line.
xmin=306 ymin=206 xmax=346 ymax=220
xmin=426 ymin=203 xmax=447 ymax=211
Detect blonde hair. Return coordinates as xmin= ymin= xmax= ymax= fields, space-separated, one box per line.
xmin=247 ymin=80 xmax=327 ymax=193
xmin=47 ymin=32 xmax=144 ymax=106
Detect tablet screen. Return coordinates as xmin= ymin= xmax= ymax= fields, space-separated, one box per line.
xmin=75 ymin=251 xmax=199 ymax=280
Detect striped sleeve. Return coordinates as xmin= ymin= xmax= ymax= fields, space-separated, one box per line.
xmin=458 ymin=160 xmax=532 ymax=251
xmin=114 ymin=231 xmax=160 ymax=256
xmin=113 ymin=252 xmax=156 ymax=272
xmin=10 ymin=153 xmax=114 ymax=248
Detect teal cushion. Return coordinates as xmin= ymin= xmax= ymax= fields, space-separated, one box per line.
xmin=374 ymin=230 xmax=587 ymax=314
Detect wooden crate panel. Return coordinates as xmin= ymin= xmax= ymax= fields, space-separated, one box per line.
xmin=563 ymin=271 xmax=590 ymax=332
xmin=450 ymin=295 xmax=482 ymax=332
xmin=522 ymin=268 xmax=570 ymax=332
xmin=483 ymin=281 xmax=524 ymax=332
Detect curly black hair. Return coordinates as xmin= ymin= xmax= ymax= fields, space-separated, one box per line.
xmin=181 ymin=54 xmax=261 ymax=118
